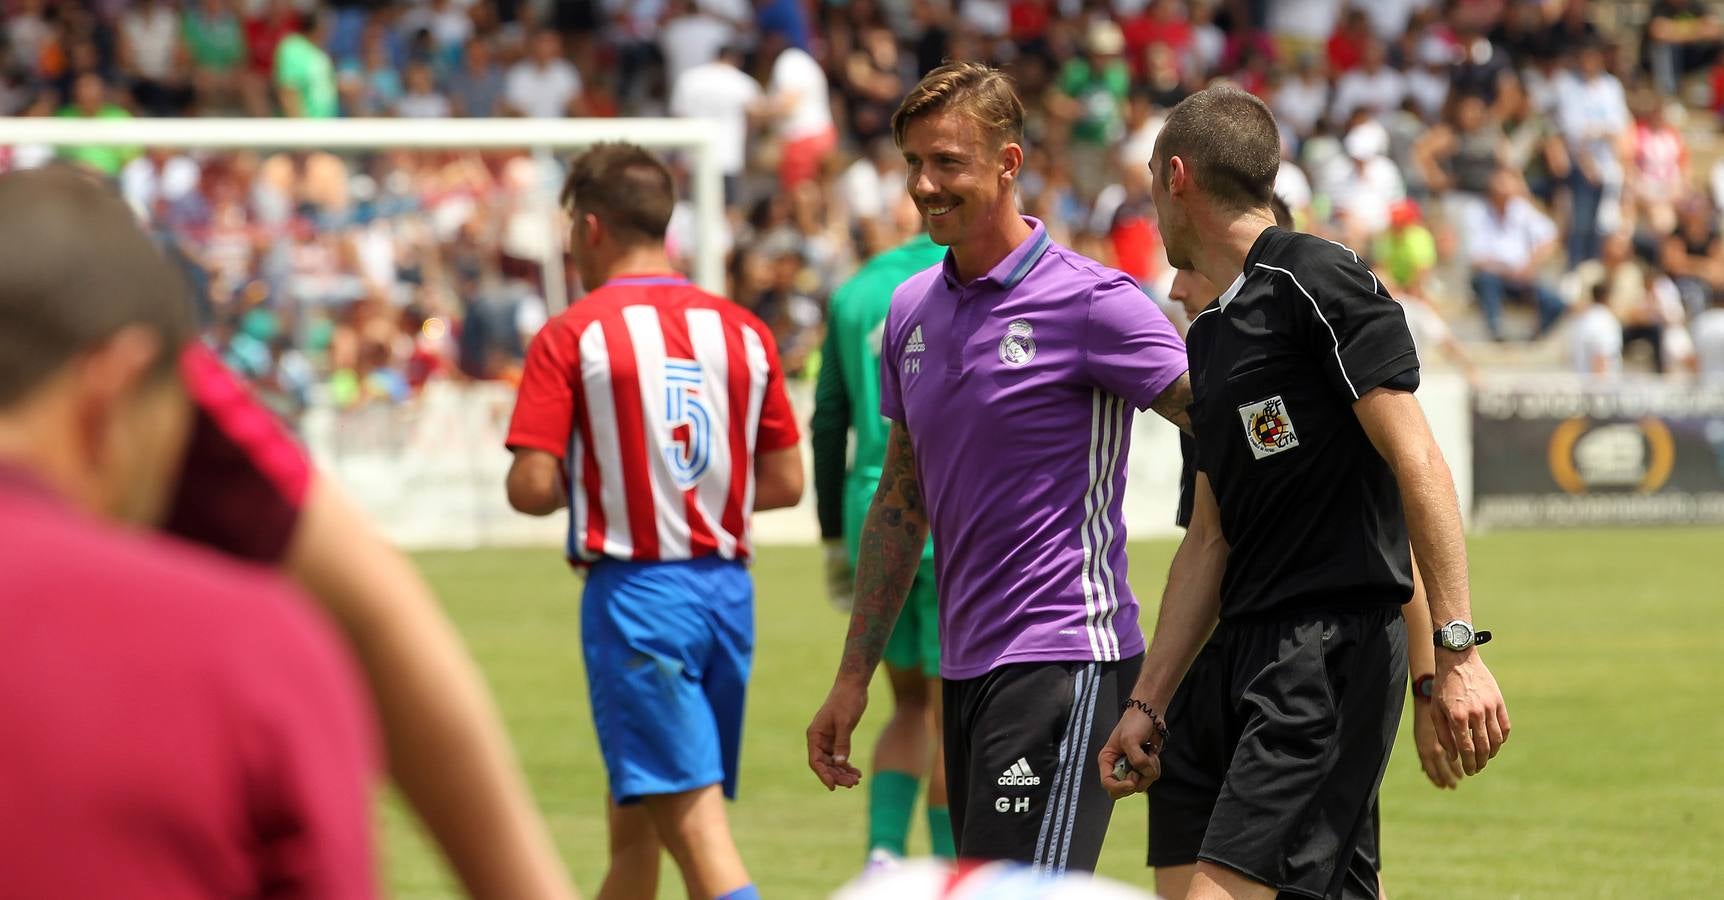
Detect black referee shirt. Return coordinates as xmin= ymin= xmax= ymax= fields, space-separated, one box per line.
xmin=1186 ymin=227 xmax=1418 ymax=622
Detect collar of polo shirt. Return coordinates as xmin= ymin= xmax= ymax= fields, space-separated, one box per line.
xmin=939 ymin=217 xmax=1055 ymax=290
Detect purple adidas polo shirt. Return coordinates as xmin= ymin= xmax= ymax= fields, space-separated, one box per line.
xmin=879 ymin=217 xmax=1188 ymax=680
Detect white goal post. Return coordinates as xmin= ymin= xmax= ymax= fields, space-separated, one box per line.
xmin=0 ymin=116 xmax=726 ymax=308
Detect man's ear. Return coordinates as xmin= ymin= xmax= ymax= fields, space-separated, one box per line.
xmin=1166 ymin=155 xmax=1194 ymax=197
xmin=72 ymin=325 xmax=165 ymax=470
xmin=1000 ymin=142 xmax=1024 ymax=185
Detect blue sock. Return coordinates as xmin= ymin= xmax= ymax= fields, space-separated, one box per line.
xmin=715 ymin=886 xmax=760 ymax=900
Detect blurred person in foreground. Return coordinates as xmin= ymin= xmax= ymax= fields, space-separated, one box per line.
xmin=834 ymin=858 xmax=1153 ymax=899
xmin=505 ymin=143 xmax=804 ymax=900
xmin=114 ymin=174 xmax=583 ymax=894
xmin=1101 ymin=86 xmax=1509 ymax=899
xmin=812 ymin=208 xmax=954 ymax=869
xmin=0 ymin=166 xmax=375 ymax=898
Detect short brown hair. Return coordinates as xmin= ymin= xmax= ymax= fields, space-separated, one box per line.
xmin=1154 ymin=86 xmax=1281 ymax=211
xmin=891 ymin=62 xmax=1025 ymax=150
xmin=559 ymin=142 xmax=676 ymax=243
xmin=0 ymin=166 xmax=191 ymax=408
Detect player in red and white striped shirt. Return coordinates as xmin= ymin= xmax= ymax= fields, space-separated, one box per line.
xmin=506 ymin=276 xmax=800 ymax=562
xmin=505 ymin=143 xmax=802 ymax=900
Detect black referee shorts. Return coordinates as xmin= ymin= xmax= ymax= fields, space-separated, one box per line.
xmin=944 ymin=654 xmax=1142 ymax=874
xmin=1146 ymin=606 xmax=1405 ymax=900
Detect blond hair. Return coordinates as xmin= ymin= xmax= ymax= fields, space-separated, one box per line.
xmin=891 ymin=62 xmax=1025 ymax=150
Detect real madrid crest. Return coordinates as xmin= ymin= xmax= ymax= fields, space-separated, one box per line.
xmin=998 ymin=319 xmax=1036 ymax=367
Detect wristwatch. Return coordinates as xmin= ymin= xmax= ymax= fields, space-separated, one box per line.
xmin=1412 ymin=673 xmax=1435 ymax=701
xmin=1434 ymin=619 xmax=1492 ymax=651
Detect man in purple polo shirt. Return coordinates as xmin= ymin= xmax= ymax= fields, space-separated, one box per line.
xmin=807 ymin=62 xmax=1191 ymax=872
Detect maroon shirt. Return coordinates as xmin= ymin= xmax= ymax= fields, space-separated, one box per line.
xmin=165 ymin=343 xmax=312 ymax=562
xmin=0 ymin=470 xmax=378 ymax=898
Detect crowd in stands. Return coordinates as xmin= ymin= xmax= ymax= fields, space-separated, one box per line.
xmin=5 ymin=0 xmax=1724 ymax=416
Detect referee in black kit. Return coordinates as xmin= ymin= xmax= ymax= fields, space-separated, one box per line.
xmin=1098 ymin=86 xmax=1511 ymax=900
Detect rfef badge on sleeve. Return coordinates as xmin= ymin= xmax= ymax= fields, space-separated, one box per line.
xmin=1237 ymin=395 xmax=1300 ymax=460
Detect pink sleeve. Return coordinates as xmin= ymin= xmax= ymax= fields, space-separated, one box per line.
xmin=164 ymin=344 xmax=312 ymax=563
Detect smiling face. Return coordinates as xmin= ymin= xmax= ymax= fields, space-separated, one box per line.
xmin=900 ymin=109 xmax=1021 ymax=250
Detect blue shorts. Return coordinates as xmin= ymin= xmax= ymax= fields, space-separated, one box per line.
xmin=582 ymin=555 xmax=753 ymax=805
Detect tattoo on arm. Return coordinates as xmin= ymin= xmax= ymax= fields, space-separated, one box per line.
xmin=839 ymin=422 xmax=929 ymax=681
xmin=1151 ymin=373 xmax=1194 ymax=435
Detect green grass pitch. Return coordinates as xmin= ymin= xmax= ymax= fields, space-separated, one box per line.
xmin=384 ymin=529 xmax=1724 ymax=898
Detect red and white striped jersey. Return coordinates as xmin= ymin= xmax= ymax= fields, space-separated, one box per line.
xmin=506 ymin=274 xmax=800 ymax=563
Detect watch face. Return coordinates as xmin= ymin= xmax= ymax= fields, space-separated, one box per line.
xmin=1446 ymin=622 xmax=1471 ymax=648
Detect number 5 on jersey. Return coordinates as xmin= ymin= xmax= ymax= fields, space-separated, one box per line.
xmin=664 ymin=359 xmax=712 ymax=488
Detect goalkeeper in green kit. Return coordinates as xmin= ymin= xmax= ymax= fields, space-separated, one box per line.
xmin=811 ymin=230 xmax=953 ymax=869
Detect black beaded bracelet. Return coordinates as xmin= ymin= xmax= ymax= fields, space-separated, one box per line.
xmin=1121 ymin=698 xmax=1170 ymax=746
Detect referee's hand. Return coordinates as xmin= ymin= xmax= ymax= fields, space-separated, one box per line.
xmin=1097 ymin=714 xmax=1163 ymax=799
xmin=1434 ymin=650 xmax=1511 ymax=776
xmin=807 ymin=681 xmax=867 ymax=791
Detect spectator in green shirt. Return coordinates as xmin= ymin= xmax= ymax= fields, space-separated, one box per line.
xmin=56 ymin=73 xmax=138 ymax=177
xmin=1056 ymin=20 xmax=1131 ymax=199
xmin=184 ymin=0 xmax=244 ymax=73
xmin=185 ymin=0 xmax=265 ymax=114
xmin=275 ymin=12 xmax=338 ymax=119
xmin=1376 ymin=199 xmax=1478 ymax=383
xmin=1375 ymin=199 xmax=1438 ymax=300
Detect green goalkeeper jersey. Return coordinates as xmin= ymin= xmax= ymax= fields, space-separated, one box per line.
xmin=811 ymin=234 xmax=944 ymax=563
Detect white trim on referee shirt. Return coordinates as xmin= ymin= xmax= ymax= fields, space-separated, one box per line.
xmin=1254 ymin=263 xmax=1359 ymax=399
xmin=1324 ymin=238 xmax=1380 ymax=294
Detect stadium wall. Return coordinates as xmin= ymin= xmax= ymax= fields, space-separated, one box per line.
xmin=304 ymin=373 xmax=1475 ymax=551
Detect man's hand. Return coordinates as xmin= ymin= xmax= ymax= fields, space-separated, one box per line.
xmin=1414 ymin=689 xmax=1464 ymax=789
xmin=806 ymin=680 xmax=867 ymax=790
xmin=1096 ymin=706 xmax=1164 ymax=800
xmin=822 ymin=539 xmax=854 ymax=613
xmin=1432 ymin=650 xmax=1510 ymax=776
